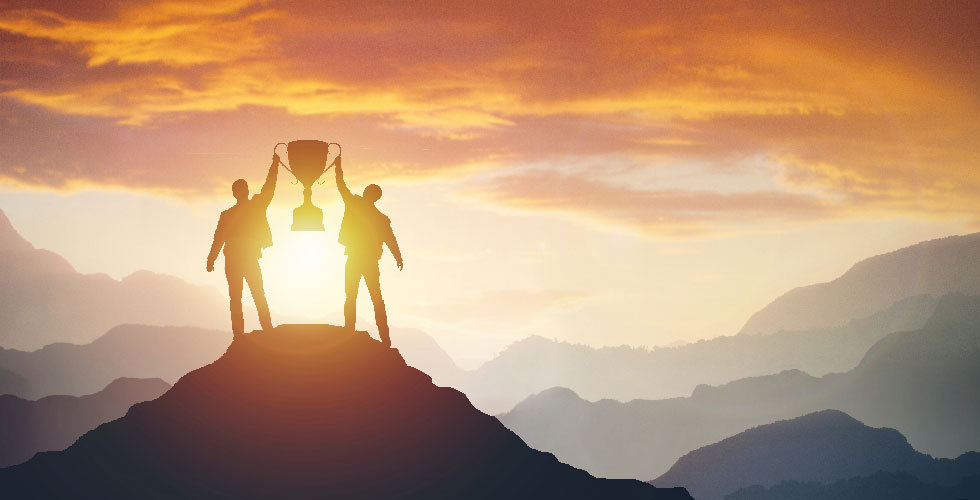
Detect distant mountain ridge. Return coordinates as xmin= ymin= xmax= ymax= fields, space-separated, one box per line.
xmin=0 ymin=324 xmax=230 ymax=399
xmin=500 ymin=293 xmax=980 ymax=479
xmin=459 ymin=293 xmax=937 ymax=413
xmin=0 ymin=325 xmax=692 ymax=500
xmin=740 ymin=232 xmax=980 ymax=335
xmin=652 ymin=410 xmax=980 ymax=500
xmin=0 ymin=378 xmax=170 ymax=468
xmin=0 ymin=208 xmax=228 ymax=350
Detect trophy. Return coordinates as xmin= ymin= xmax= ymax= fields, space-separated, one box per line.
xmin=274 ymin=140 xmax=341 ymax=231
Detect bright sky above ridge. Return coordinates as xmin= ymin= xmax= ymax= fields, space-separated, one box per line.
xmin=1 ymin=1 xmax=977 ymax=362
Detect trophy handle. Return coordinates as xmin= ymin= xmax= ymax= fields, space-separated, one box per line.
xmin=273 ymin=142 xmax=301 ymax=185
xmin=317 ymin=142 xmax=343 ymax=185
xmin=273 ymin=142 xmax=291 ymax=172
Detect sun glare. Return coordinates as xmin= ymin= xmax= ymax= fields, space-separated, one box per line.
xmin=263 ymin=230 xmax=345 ymax=320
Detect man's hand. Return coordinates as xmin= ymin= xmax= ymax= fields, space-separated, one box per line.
xmin=396 ymin=258 xmax=404 ymax=271
xmin=272 ymin=153 xmax=281 ymax=167
xmin=206 ymin=260 xmax=215 ymax=273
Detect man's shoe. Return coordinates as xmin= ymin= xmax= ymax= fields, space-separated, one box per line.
xmin=380 ymin=335 xmax=392 ymax=349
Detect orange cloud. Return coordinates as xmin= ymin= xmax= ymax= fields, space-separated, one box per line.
xmin=0 ymin=0 xmax=977 ymax=234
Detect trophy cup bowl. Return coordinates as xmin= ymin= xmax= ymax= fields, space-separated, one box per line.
xmin=276 ymin=139 xmax=338 ymax=231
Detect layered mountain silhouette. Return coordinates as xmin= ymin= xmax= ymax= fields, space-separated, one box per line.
xmin=500 ymin=293 xmax=980 ymax=479
xmin=0 ymin=209 xmax=227 ymax=350
xmin=0 ymin=377 xmax=170 ymax=468
xmin=460 ymin=294 xmax=936 ymax=413
xmin=0 ymin=366 xmax=28 ymax=396
xmin=0 ymin=325 xmax=692 ymax=500
xmin=652 ymin=410 xmax=980 ymax=500
xmin=0 ymin=324 xmax=230 ymax=399
xmin=727 ymin=471 xmax=980 ymax=500
xmin=740 ymin=233 xmax=980 ymax=335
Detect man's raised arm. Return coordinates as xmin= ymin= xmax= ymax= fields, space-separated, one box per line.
xmin=255 ymin=154 xmax=279 ymax=206
xmin=335 ymin=156 xmax=352 ymax=203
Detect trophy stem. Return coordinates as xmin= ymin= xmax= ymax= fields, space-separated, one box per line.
xmin=292 ymin=186 xmax=325 ymax=231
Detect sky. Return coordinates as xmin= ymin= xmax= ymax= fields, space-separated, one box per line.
xmin=0 ymin=1 xmax=977 ymax=363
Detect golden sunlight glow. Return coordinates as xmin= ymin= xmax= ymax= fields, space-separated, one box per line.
xmin=261 ymin=229 xmax=345 ymax=320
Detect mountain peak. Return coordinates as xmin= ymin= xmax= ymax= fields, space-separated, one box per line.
xmin=0 ymin=325 xmax=690 ymax=499
xmin=654 ymin=410 xmax=930 ymax=500
xmin=739 ymin=231 xmax=980 ymax=335
xmin=0 ymin=208 xmax=32 ymax=252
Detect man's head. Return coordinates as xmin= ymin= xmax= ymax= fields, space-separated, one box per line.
xmin=363 ymin=184 xmax=382 ymax=202
xmin=232 ymin=179 xmax=249 ymax=201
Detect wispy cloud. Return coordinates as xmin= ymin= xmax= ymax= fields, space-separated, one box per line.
xmin=0 ymin=0 xmax=977 ymax=234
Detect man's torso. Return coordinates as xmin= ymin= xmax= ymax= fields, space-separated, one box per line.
xmin=339 ymin=195 xmax=390 ymax=260
xmin=221 ymin=198 xmax=272 ymax=260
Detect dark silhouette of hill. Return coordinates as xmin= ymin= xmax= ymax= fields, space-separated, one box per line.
xmin=740 ymin=233 xmax=980 ymax=335
xmin=0 ymin=377 xmax=169 ymax=468
xmin=0 ymin=208 xmax=228 ymax=350
xmin=652 ymin=410 xmax=980 ymax=500
xmin=0 ymin=325 xmax=230 ymax=399
xmin=726 ymin=471 xmax=980 ymax=500
xmin=0 ymin=325 xmax=692 ymax=500
xmin=499 ymin=294 xmax=980 ymax=479
xmin=461 ymin=294 xmax=936 ymax=413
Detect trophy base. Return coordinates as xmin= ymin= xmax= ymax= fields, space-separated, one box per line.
xmin=292 ymin=202 xmax=324 ymax=231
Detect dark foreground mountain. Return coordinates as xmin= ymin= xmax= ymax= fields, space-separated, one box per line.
xmin=0 ymin=325 xmax=691 ymax=500
xmin=500 ymin=293 xmax=980 ymax=479
xmin=0 ymin=378 xmax=170 ymax=468
xmin=0 ymin=208 xmax=227 ymax=350
xmin=727 ymin=471 xmax=980 ymax=500
xmin=652 ymin=410 xmax=980 ymax=500
xmin=0 ymin=325 xmax=230 ymax=399
xmin=740 ymin=232 xmax=980 ymax=335
xmin=461 ymin=294 xmax=936 ymax=413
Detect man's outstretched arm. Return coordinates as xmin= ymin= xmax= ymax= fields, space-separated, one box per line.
xmin=206 ymin=216 xmax=224 ymax=272
xmin=255 ymin=154 xmax=279 ymax=207
xmin=335 ymin=157 xmax=352 ymax=203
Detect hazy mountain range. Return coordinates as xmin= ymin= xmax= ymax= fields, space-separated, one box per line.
xmin=0 ymin=209 xmax=227 ymax=350
xmin=0 ymin=324 xmax=230 ymax=399
xmin=458 ymin=293 xmax=937 ymax=413
xmin=0 ymin=325 xmax=693 ymax=500
xmin=0 ymin=377 xmax=170 ymax=468
xmin=652 ymin=410 xmax=980 ymax=500
xmin=739 ymin=233 xmax=980 ymax=335
xmin=460 ymin=232 xmax=980 ymax=414
xmin=500 ymin=293 xmax=980 ymax=479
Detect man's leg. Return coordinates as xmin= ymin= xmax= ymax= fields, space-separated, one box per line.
xmin=225 ymin=259 xmax=245 ymax=336
xmin=243 ymin=258 xmax=273 ymax=330
xmin=362 ymin=260 xmax=390 ymax=347
xmin=343 ymin=256 xmax=361 ymax=331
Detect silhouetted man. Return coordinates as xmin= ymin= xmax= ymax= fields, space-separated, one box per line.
xmin=207 ymin=154 xmax=279 ymax=336
xmin=335 ymin=157 xmax=403 ymax=347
